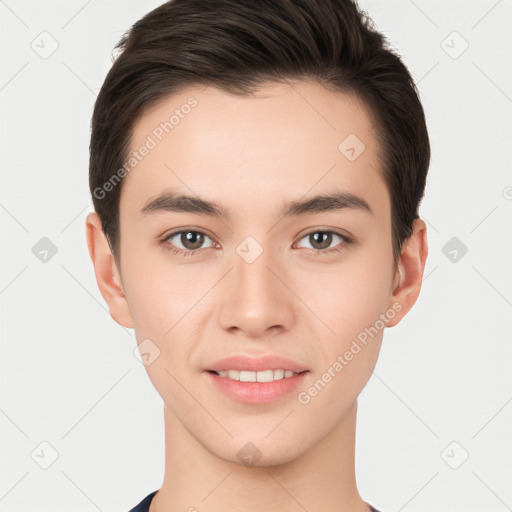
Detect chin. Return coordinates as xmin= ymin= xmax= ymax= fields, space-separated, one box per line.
xmin=210 ymin=435 xmax=308 ymax=468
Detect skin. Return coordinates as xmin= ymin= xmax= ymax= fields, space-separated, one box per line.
xmin=86 ymin=80 xmax=428 ymax=512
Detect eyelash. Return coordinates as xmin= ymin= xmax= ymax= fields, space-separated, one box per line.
xmin=160 ymin=228 xmax=353 ymax=258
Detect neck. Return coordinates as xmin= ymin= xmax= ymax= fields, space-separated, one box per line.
xmin=150 ymin=401 xmax=369 ymax=512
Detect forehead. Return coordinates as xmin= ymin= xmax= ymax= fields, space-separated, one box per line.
xmin=120 ymin=80 xmax=388 ymax=222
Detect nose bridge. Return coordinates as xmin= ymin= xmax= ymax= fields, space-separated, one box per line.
xmin=236 ymin=237 xmax=276 ymax=296
xmin=218 ymin=234 xmax=293 ymax=335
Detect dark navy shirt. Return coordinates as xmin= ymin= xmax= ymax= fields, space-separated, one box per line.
xmin=127 ymin=490 xmax=382 ymax=511
xmin=128 ymin=490 xmax=158 ymax=511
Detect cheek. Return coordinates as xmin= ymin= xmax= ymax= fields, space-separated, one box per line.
xmin=123 ymin=241 xmax=393 ymax=348
xmin=297 ymin=266 xmax=388 ymax=412
xmin=121 ymin=248 xmax=207 ymax=336
xmin=291 ymin=245 xmax=392 ymax=402
xmin=293 ymin=252 xmax=393 ymax=342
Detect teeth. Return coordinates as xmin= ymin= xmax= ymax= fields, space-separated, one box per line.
xmin=216 ymin=369 xmax=299 ymax=382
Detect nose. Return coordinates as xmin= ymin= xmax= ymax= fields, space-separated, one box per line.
xmin=217 ymin=243 xmax=295 ymax=338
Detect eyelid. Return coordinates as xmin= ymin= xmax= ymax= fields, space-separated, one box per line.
xmin=160 ymin=226 xmax=353 ymax=256
xmin=293 ymin=228 xmax=353 ymax=254
xmin=161 ymin=225 xmax=215 ymax=239
xmin=161 ymin=228 xmax=217 ymax=248
xmin=297 ymin=227 xmax=353 ymax=244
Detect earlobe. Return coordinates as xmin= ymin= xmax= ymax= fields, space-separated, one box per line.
xmin=85 ymin=212 xmax=134 ymax=329
xmin=386 ymin=218 xmax=428 ymax=328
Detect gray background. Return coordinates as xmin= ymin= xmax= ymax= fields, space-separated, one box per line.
xmin=1 ymin=0 xmax=511 ymax=511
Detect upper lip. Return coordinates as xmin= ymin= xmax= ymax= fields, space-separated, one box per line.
xmin=206 ymin=355 xmax=309 ymax=373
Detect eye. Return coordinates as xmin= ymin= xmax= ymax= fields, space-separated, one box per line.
xmin=161 ymin=229 xmax=216 ymax=256
xmin=160 ymin=228 xmax=352 ymax=258
xmin=294 ymin=229 xmax=352 ymax=254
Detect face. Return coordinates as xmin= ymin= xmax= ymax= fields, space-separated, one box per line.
xmin=106 ymin=80 xmax=409 ymax=465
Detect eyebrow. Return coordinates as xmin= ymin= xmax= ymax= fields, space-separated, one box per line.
xmin=139 ymin=189 xmax=373 ymax=219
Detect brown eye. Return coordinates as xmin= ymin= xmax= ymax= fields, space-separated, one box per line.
xmin=162 ymin=230 xmax=215 ymax=255
xmin=178 ymin=231 xmax=205 ymax=250
xmin=309 ymin=231 xmax=333 ymax=250
xmin=296 ymin=230 xmax=350 ymax=253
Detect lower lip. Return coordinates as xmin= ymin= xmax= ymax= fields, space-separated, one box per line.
xmin=204 ymin=371 xmax=309 ymax=404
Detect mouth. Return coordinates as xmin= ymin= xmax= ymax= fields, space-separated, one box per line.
xmin=206 ymin=369 xmax=308 ymax=382
xmin=205 ymin=354 xmax=309 ymax=374
xmin=203 ymin=354 xmax=310 ymax=403
xmin=204 ymin=369 xmax=309 ymax=404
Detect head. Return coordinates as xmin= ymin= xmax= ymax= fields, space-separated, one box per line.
xmin=86 ymin=0 xmax=429 ymax=466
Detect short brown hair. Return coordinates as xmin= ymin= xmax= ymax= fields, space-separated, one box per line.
xmin=89 ymin=0 xmax=430 ymax=267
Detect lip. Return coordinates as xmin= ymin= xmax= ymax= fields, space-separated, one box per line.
xmin=205 ymin=354 xmax=309 ymax=373
xmin=204 ymin=370 xmax=309 ymax=404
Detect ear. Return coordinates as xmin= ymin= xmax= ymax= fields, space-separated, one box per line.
xmin=85 ymin=212 xmax=134 ymax=329
xmin=386 ymin=217 xmax=428 ymax=327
